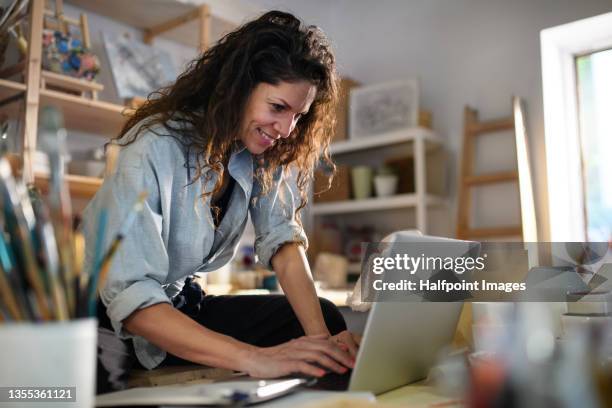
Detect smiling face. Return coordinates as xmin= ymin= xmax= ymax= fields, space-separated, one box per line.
xmin=239 ymin=80 xmax=317 ymax=155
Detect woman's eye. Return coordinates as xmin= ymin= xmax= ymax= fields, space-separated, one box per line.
xmin=271 ymin=103 xmax=284 ymax=112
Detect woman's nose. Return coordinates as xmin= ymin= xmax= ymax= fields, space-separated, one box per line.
xmin=274 ymin=116 xmax=295 ymax=139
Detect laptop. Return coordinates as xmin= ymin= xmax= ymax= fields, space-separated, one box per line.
xmin=312 ymin=232 xmax=471 ymax=394
xmin=313 ymin=301 xmax=463 ymax=394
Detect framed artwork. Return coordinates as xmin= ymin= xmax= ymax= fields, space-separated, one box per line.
xmin=349 ymin=79 xmax=419 ymax=139
xmin=102 ymin=32 xmax=177 ymax=99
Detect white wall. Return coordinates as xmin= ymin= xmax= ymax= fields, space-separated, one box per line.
xmin=251 ymin=0 xmax=612 ymax=241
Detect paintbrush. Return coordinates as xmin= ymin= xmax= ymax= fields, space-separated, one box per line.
xmin=0 ymin=225 xmax=31 ymax=320
xmin=0 ymin=120 xmax=9 ymax=155
xmin=28 ymin=186 xmax=69 ymax=320
xmin=72 ymin=231 xmax=86 ymax=318
xmin=0 ymin=260 xmax=22 ymax=321
xmin=0 ymin=157 xmax=51 ymax=320
xmin=39 ymin=107 xmax=76 ymax=316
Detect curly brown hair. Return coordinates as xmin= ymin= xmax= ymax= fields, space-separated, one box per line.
xmin=115 ymin=10 xmax=338 ymax=221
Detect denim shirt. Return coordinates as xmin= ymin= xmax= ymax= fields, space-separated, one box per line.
xmin=81 ymin=121 xmax=308 ymax=369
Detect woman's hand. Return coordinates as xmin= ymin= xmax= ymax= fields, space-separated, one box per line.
xmin=243 ymin=334 xmax=354 ymax=378
xmin=330 ymin=330 xmax=362 ymax=358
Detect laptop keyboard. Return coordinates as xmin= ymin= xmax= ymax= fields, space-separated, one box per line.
xmin=306 ymin=370 xmax=352 ymax=391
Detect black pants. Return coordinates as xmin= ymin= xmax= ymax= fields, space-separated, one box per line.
xmin=96 ymin=292 xmax=347 ymax=393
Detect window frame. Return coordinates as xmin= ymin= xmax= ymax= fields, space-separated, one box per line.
xmin=541 ymin=11 xmax=612 ymax=242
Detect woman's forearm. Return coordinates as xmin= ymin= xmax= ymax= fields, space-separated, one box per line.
xmin=272 ymin=243 xmax=330 ymax=336
xmin=123 ymin=303 xmax=256 ymax=370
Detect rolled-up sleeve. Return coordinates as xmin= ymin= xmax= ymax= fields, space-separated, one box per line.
xmin=82 ymin=146 xmax=171 ymax=339
xmin=249 ymin=166 xmax=308 ymax=269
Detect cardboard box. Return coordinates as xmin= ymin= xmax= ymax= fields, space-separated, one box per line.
xmin=332 ymin=78 xmax=360 ymax=142
xmin=385 ymin=149 xmax=447 ymax=195
xmin=313 ymin=165 xmax=351 ymax=203
xmin=419 ymin=110 xmax=433 ymax=129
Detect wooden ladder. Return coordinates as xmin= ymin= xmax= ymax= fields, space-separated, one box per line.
xmin=456 ymin=106 xmax=522 ymax=240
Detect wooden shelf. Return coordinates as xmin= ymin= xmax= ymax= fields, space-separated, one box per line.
xmin=41 ymin=70 xmax=104 ymax=93
xmin=0 ymin=78 xmax=26 ymax=118
xmin=0 ymin=78 xmax=26 ymax=97
xmin=311 ymin=193 xmax=445 ymax=215
xmin=39 ymin=88 xmax=129 ymax=136
xmin=34 ymin=172 xmax=103 ymax=198
xmin=6 ymin=154 xmax=103 ymax=198
xmin=330 ymin=128 xmax=442 ymax=155
xmin=0 ymin=78 xmax=129 ymax=136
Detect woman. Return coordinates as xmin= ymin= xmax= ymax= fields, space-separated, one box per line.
xmin=83 ymin=10 xmax=359 ymax=388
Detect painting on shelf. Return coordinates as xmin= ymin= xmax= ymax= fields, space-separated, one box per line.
xmin=349 ymin=79 xmax=419 ymax=139
xmin=103 ymin=32 xmax=177 ymax=99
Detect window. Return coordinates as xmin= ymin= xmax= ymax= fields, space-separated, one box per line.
xmin=576 ymin=49 xmax=612 ymax=241
xmin=541 ymin=11 xmax=612 ymax=242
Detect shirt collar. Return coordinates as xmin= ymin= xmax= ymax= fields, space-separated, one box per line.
xmin=227 ymin=144 xmax=253 ymax=197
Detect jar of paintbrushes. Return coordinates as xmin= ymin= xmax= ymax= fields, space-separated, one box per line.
xmin=0 ymin=107 xmax=142 ymax=408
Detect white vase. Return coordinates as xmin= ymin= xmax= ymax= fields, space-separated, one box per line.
xmin=374 ymin=174 xmax=398 ymax=197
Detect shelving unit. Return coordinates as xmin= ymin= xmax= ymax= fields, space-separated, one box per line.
xmin=0 ymin=74 xmax=127 ymax=133
xmin=312 ymin=193 xmax=445 ymax=216
xmin=39 ymin=87 xmax=128 ymax=133
xmin=34 ymin=172 xmax=103 ymax=197
xmin=329 ymin=128 xmax=442 ymax=155
xmin=5 ymin=153 xmax=103 ymax=197
xmin=0 ymin=0 xmax=234 ymax=198
xmin=312 ymin=128 xmax=445 ymax=233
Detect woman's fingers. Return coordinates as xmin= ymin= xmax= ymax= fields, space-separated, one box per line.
xmin=291 ymin=360 xmax=326 ymax=378
xmin=340 ymin=332 xmax=359 ymax=358
xmin=293 ymin=350 xmax=347 ymax=374
xmin=293 ymin=336 xmax=353 ymax=368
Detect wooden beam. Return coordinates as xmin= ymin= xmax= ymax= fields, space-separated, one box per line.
xmin=469 ymin=117 xmax=514 ymax=134
xmin=456 ymin=106 xmax=477 ymax=238
xmin=198 ymin=5 xmax=211 ymax=53
xmin=143 ymin=8 xmax=200 ymax=45
xmin=80 ymin=12 xmax=90 ymax=48
xmin=462 ymin=226 xmax=523 ymax=239
xmin=43 ymin=9 xmax=80 ymax=27
xmin=464 ymin=171 xmax=518 ymax=186
xmin=23 ymin=0 xmax=45 ymax=184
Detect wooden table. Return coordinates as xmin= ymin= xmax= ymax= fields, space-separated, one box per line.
xmin=378 ymin=381 xmax=464 ymax=407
